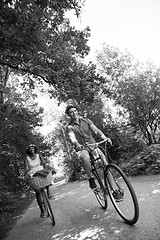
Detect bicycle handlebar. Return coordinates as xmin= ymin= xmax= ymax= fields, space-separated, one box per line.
xmin=82 ymin=138 xmax=110 ymax=149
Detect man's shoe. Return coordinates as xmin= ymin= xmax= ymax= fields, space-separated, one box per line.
xmin=47 ymin=193 xmax=53 ymax=200
xmin=89 ymin=178 xmax=97 ymax=189
xmin=40 ymin=211 xmax=45 ymax=218
xmin=112 ymin=189 xmax=123 ymax=202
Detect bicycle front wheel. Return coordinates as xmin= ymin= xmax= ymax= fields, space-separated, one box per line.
xmin=43 ymin=190 xmax=55 ymax=226
xmin=106 ymin=164 xmax=139 ymax=225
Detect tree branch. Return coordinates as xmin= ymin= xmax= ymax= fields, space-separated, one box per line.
xmin=0 ymin=60 xmax=49 ymax=83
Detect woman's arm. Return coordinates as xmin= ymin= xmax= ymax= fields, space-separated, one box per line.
xmin=24 ymin=158 xmax=31 ymax=176
xmin=39 ymin=154 xmax=47 ymax=168
xmin=24 ymin=158 xmax=30 ymax=172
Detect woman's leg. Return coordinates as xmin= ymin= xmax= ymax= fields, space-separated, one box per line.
xmin=35 ymin=189 xmax=45 ymax=217
xmin=46 ymin=185 xmax=53 ymax=199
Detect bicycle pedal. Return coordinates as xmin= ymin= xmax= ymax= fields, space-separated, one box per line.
xmin=104 ymin=188 xmax=109 ymax=195
xmin=93 ymin=187 xmax=99 ymax=192
xmin=46 ymin=210 xmax=50 ymax=217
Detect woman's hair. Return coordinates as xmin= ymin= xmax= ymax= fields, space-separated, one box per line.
xmin=25 ymin=144 xmax=38 ymax=155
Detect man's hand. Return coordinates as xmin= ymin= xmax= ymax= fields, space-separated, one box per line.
xmin=105 ymin=137 xmax=112 ymax=146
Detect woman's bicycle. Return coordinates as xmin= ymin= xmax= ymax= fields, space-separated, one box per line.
xmin=40 ymin=186 xmax=55 ymax=226
xmin=84 ymin=139 xmax=139 ymax=225
xmin=32 ymin=171 xmax=55 ymax=226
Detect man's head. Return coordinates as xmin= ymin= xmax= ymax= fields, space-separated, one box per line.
xmin=65 ymin=105 xmax=79 ymax=120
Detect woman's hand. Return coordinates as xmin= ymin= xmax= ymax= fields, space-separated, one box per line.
xmin=26 ymin=170 xmax=33 ymax=179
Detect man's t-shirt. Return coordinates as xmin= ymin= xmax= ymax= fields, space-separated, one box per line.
xmin=66 ymin=118 xmax=95 ymax=145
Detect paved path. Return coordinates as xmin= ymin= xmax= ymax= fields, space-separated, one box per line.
xmin=4 ymin=175 xmax=160 ymax=240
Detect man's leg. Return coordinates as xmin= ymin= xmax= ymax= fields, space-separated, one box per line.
xmin=97 ymin=148 xmax=123 ymax=201
xmin=79 ymin=149 xmax=92 ymax=178
xmin=79 ymin=150 xmax=96 ymax=189
xmin=92 ymin=148 xmax=108 ymax=166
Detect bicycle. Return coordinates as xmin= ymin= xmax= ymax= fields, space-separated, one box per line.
xmin=31 ymin=171 xmax=55 ymax=226
xmin=83 ymin=139 xmax=139 ymax=225
xmin=40 ymin=186 xmax=55 ymax=226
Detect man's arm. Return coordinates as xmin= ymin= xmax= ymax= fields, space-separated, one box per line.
xmin=66 ymin=126 xmax=81 ymax=151
xmin=90 ymin=123 xmax=112 ymax=145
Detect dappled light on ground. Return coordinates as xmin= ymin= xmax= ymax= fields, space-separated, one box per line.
xmin=152 ymin=182 xmax=160 ymax=194
xmin=54 ymin=190 xmax=77 ymax=200
xmin=4 ymin=176 xmax=160 ymax=240
xmin=51 ymin=225 xmax=124 ymax=240
xmin=49 ymin=181 xmax=129 ymax=240
xmin=138 ymin=178 xmax=160 ymax=202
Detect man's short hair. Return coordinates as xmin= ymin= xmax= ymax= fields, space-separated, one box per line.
xmin=65 ymin=105 xmax=78 ymax=115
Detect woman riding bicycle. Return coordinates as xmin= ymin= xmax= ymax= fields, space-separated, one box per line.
xmin=24 ymin=144 xmax=53 ymax=218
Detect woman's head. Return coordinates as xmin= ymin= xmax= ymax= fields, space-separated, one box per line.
xmin=26 ymin=144 xmax=38 ymax=155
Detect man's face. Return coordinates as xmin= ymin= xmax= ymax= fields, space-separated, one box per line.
xmin=68 ymin=107 xmax=78 ymax=120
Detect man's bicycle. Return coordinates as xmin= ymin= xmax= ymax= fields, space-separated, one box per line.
xmin=84 ymin=139 xmax=139 ymax=225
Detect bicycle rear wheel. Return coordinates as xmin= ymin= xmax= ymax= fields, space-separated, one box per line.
xmin=106 ymin=164 xmax=139 ymax=225
xmin=92 ymin=166 xmax=108 ymax=209
xmin=42 ymin=189 xmax=55 ymax=226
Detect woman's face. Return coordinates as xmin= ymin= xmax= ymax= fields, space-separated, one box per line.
xmin=28 ymin=146 xmax=36 ymax=154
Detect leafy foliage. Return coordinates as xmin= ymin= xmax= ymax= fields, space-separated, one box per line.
xmin=122 ymin=144 xmax=160 ymax=176
xmin=96 ymin=44 xmax=160 ymax=145
xmin=0 ymin=0 xmax=91 ymax=91
xmin=0 ymin=68 xmax=49 ymax=218
xmin=49 ymin=61 xmax=104 ymax=104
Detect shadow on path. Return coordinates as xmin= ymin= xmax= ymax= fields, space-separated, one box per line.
xmin=0 ymin=192 xmax=35 ymax=240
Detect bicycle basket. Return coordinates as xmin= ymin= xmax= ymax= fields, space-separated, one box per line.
xmin=29 ymin=171 xmax=52 ymax=190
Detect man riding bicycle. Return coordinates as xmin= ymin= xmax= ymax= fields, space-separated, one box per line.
xmin=65 ymin=105 xmax=112 ymax=190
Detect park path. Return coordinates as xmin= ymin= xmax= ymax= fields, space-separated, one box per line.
xmin=4 ymin=174 xmax=160 ymax=240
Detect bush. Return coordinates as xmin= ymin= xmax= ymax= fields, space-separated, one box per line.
xmin=121 ymin=144 xmax=160 ymax=176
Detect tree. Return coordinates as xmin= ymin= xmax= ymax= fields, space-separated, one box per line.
xmin=0 ymin=71 xmax=45 ymax=197
xmin=117 ymin=67 xmax=160 ymax=144
xmin=96 ymin=44 xmax=160 ymax=145
xmin=49 ymin=61 xmax=104 ymax=104
xmin=0 ymin=0 xmax=90 ymax=89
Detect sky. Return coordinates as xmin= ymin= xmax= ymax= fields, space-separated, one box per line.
xmin=66 ymin=0 xmax=160 ymax=66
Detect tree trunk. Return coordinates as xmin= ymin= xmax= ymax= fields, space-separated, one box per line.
xmin=0 ymin=67 xmax=4 ymax=105
xmin=145 ymin=127 xmax=153 ymax=145
xmin=0 ymin=66 xmax=9 ymax=106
